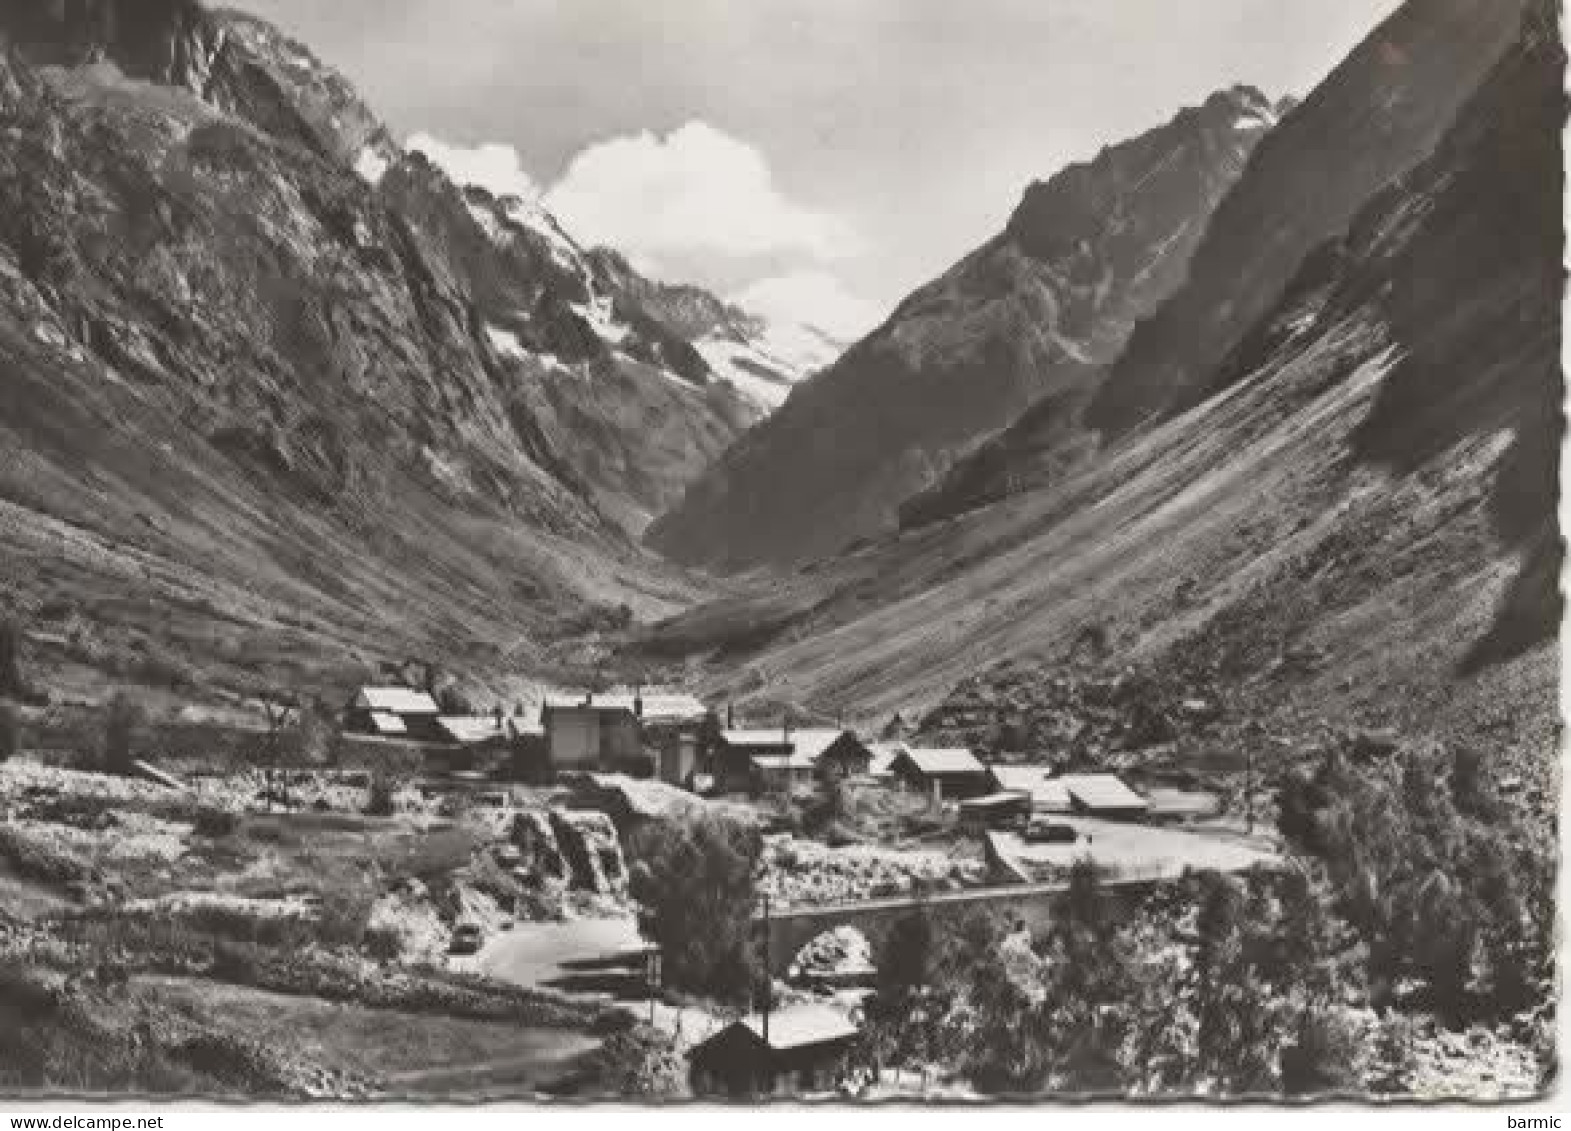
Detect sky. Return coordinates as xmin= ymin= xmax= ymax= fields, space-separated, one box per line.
xmin=245 ymin=0 xmax=1403 ymax=338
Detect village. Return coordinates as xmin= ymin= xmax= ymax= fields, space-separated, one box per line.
xmin=3 ymin=668 xmax=1289 ymax=1098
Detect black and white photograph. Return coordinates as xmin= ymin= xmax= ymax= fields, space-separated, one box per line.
xmin=0 ymin=0 xmax=1561 ymax=1110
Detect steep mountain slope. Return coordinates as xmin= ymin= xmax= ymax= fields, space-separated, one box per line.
xmin=0 ymin=4 xmax=736 ymax=699
xmin=1086 ymin=0 xmax=1530 ymax=437
xmin=907 ymin=0 xmax=1533 ymax=525
xmin=647 ymin=86 xmax=1285 ymax=572
xmin=2 ymin=0 xmax=772 ymax=538
xmin=638 ymin=0 xmax=1562 ymax=793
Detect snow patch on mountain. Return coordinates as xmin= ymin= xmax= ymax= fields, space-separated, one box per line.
xmin=499 ymin=194 xmax=584 ymax=272
xmin=354 ymin=146 xmax=390 ymax=185
xmin=697 ymin=319 xmax=844 ymax=411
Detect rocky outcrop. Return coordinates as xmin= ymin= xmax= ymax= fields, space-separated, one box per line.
xmin=1085 ymin=0 xmax=1532 ymax=437
xmin=647 ymin=86 xmax=1280 ymax=571
xmin=508 ymin=810 xmax=571 ymax=890
xmin=0 ymin=1 xmax=762 ymax=692
xmin=548 ymin=810 xmax=628 ymax=896
xmin=908 ymin=0 xmax=1534 ymax=526
xmin=508 ymin=806 xmax=631 ymax=897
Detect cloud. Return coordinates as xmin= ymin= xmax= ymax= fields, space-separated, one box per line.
xmin=542 ymin=121 xmax=860 ymax=268
xmin=403 ymin=124 xmax=879 ymax=339
xmin=405 ymin=133 xmax=540 ymax=200
xmin=732 ymin=271 xmax=882 ymax=341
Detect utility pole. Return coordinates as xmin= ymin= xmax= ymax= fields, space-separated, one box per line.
xmin=1244 ymin=744 xmax=1255 ymax=835
xmin=647 ymin=950 xmax=661 ymax=1026
xmin=760 ymin=892 xmax=772 ymax=1045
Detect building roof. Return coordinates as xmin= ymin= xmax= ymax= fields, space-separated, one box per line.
xmin=1060 ymin=773 xmax=1149 ymax=812
xmin=508 ymin=716 xmax=545 ymax=738
xmin=355 ymin=687 xmax=440 ymax=714
xmin=788 ymin=729 xmax=863 ymax=763
xmin=580 ymin=774 xmax=709 ymax=822
xmin=959 ymin=790 xmax=1032 ymax=811
xmin=749 ymin=753 xmax=817 ymax=773
xmin=866 ymin=742 xmax=907 ymax=776
xmin=729 ymin=728 xmax=863 ymax=772
xmin=368 ymin=711 xmax=407 ymax=735
xmin=989 ymin=766 xmax=1073 ymax=810
xmin=722 ymin=728 xmax=796 ymax=750
xmin=897 ymin=747 xmax=986 ymax=777
xmin=543 ymin=691 xmax=707 ymax=722
xmin=737 ymin=1004 xmax=860 ymax=1051
xmin=437 ymin=715 xmax=505 ymax=745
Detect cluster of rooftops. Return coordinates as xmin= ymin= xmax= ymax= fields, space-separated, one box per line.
xmin=342 ymin=684 xmax=1150 ymax=817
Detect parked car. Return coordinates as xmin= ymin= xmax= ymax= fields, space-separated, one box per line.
xmin=449 ymin=922 xmax=484 ymax=954
xmin=1023 ymin=819 xmax=1079 ymax=845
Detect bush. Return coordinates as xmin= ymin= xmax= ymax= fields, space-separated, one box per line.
xmin=0 ymin=824 xmax=94 ymax=885
xmin=1280 ymin=1007 xmax=1361 ymax=1096
xmin=365 ymin=773 xmax=398 ymax=816
xmin=102 ymin=692 xmax=143 ymax=775
xmin=363 ymin=926 xmax=405 ymax=964
xmin=549 ymin=1027 xmax=687 ymax=1098
xmin=192 ymin=807 xmax=240 ymax=838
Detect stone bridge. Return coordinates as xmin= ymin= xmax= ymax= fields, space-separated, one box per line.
xmin=754 ymin=876 xmax=1163 ymax=977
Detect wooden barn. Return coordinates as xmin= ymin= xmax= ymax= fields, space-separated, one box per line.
xmin=688 ymin=1004 xmax=860 ymax=1097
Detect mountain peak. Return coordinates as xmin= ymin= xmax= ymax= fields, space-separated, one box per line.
xmin=651 ymin=85 xmax=1279 ymax=572
xmin=1003 ymin=82 xmax=1277 ymax=264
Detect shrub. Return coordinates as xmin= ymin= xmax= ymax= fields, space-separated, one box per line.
xmin=192 ymin=807 xmax=240 ymax=838
xmin=363 ymin=926 xmax=405 ymax=963
xmin=0 ymin=824 xmax=94 ymax=885
xmin=549 ymin=1027 xmax=687 ymax=1098
xmin=1280 ymin=1007 xmax=1361 ymax=1096
xmin=365 ymin=773 xmax=398 ymax=816
xmin=102 ymin=692 xmax=143 ymax=776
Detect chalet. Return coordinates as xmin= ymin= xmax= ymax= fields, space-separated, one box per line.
xmin=797 ymin=729 xmax=873 ymax=781
xmin=988 ymin=765 xmax=1073 ymax=814
xmin=688 ymin=1004 xmax=860 ymax=1097
xmin=540 ymin=690 xmax=708 ymax=778
xmin=889 ymin=746 xmax=990 ymax=801
xmin=714 ymin=728 xmax=871 ymax=793
xmin=1058 ymin=773 xmax=1150 ymax=821
xmin=345 ymin=687 xmax=445 ymax=742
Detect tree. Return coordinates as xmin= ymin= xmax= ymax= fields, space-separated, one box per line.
xmin=102 ymin=692 xmax=142 ymax=776
xmin=626 ymin=815 xmax=763 ymax=1003
xmin=365 ymin=772 xmax=398 ymax=816
xmin=0 ymin=616 xmax=21 ymax=697
xmin=863 ymin=907 xmax=1001 ymax=1087
xmin=290 ymin=696 xmax=344 ymax=767
xmin=0 ymin=703 xmax=16 ymax=763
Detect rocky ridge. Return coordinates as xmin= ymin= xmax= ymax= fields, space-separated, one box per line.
xmin=647 ymin=85 xmax=1284 ymax=571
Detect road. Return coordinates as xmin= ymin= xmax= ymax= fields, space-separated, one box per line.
xmin=455 ymin=915 xmax=728 ymax=1049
